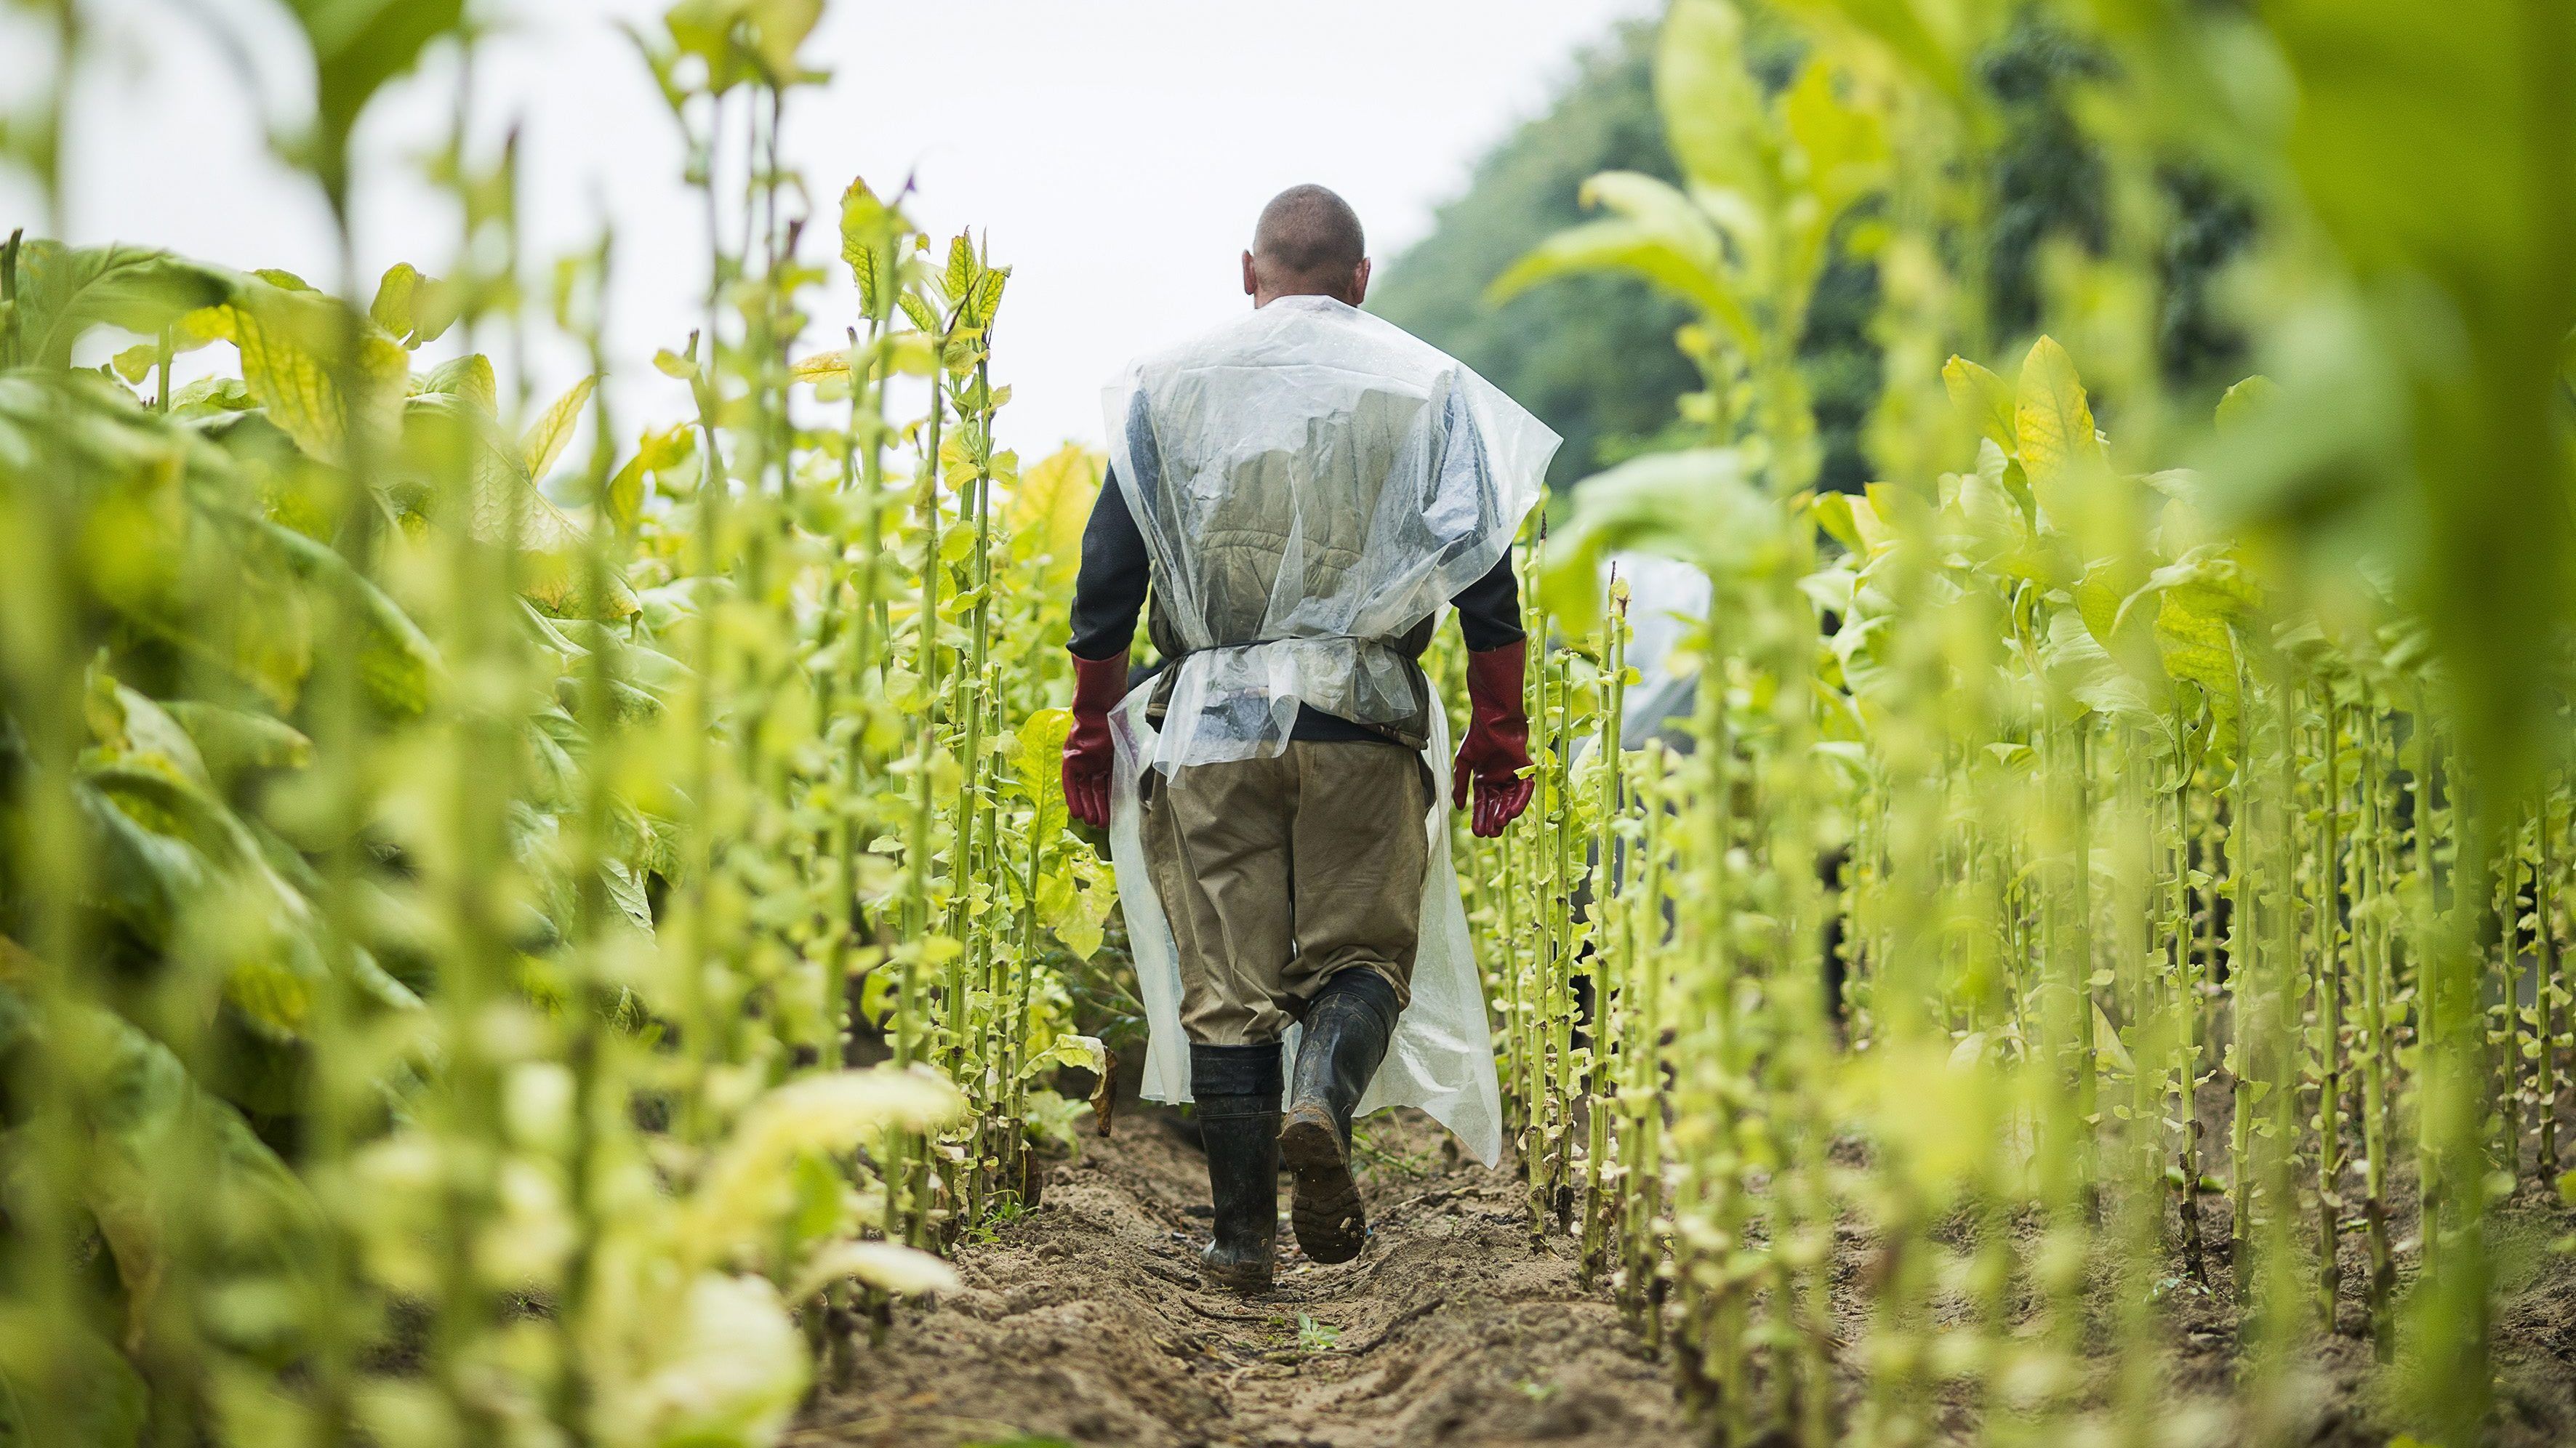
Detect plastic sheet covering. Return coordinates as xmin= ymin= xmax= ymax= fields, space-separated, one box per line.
xmin=1107 ymin=680 xmax=1505 ymax=1164
xmin=1101 ymin=295 xmax=1557 ymax=773
xmin=1613 ymin=551 xmax=1712 ymax=749
xmin=1097 ymin=296 xmax=1552 ymax=1163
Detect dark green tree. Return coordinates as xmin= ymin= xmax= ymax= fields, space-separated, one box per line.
xmin=1375 ymin=9 xmax=2250 ymax=494
xmin=1368 ymin=23 xmax=1704 ymax=493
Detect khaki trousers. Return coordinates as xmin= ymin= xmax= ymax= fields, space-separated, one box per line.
xmin=1141 ymin=741 xmax=1430 ymax=1047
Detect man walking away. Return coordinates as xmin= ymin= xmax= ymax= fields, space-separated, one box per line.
xmin=1059 ymin=185 xmax=1558 ymax=1291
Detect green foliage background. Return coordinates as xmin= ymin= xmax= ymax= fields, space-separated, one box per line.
xmin=1373 ymin=7 xmax=2255 ymax=496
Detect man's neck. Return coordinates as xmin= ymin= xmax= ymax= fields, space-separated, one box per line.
xmin=1255 ymin=288 xmax=1355 ymax=308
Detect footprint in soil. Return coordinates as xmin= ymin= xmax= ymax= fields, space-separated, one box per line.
xmin=787 ymin=1107 xmax=1694 ymax=1448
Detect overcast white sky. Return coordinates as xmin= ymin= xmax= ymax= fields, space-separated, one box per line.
xmin=12 ymin=0 xmax=1655 ymax=457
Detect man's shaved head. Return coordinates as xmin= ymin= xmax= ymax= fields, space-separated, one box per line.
xmin=1244 ymin=185 xmax=1371 ymax=307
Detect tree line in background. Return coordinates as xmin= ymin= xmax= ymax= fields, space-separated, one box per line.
xmin=1371 ymin=4 xmax=2253 ymax=498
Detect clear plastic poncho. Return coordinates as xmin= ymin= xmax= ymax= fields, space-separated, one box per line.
xmin=1101 ymin=295 xmax=1558 ymax=773
xmin=1097 ymin=297 xmax=1560 ymax=1163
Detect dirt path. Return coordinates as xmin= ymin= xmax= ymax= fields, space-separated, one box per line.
xmin=786 ymin=1089 xmax=2576 ymax=1448
xmin=788 ymin=1108 xmax=1690 ymax=1448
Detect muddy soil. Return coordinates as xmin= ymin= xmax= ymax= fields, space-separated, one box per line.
xmin=787 ymin=1106 xmax=1688 ymax=1448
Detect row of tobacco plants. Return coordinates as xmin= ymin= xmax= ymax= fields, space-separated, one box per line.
xmin=1468 ymin=2 xmax=2576 ymax=1447
xmin=0 ymin=3 xmax=1115 ymax=1444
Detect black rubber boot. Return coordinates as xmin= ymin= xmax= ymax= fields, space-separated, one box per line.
xmin=1280 ymin=969 xmax=1399 ymax=1265
xmin=1189 ymin=1042 xmax=1280 ymax=1292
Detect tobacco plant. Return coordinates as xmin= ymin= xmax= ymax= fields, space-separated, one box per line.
xmin=1474 ymin=2 xmax=2576 ymax=1446
xmin=0 ymin=3 xmax=1111 ymax=1444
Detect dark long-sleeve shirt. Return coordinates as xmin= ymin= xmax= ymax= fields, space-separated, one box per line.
xmin=1069 ymin=472 xmax=1522 ymax=743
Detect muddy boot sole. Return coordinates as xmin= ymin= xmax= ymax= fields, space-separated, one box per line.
xmin=1197 ymin=1250 xmax=1273 ymax=1293
xmin=1280 ymin=1105 xmax=1366 ymax=1263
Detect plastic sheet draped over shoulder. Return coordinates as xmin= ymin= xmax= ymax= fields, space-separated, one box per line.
xmin=1100 ymin=297 xmax=1557 ymax=771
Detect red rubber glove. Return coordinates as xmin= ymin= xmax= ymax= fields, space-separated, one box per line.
xmin=1061 ymin=652 xmax=1128 ymax=829
xmin=1452 ymin=639 xmax=1533 ymax=837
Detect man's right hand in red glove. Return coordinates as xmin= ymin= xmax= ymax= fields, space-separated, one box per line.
xmin=1452 ymin=639 xmax=1534 ymax=837
xmin=1062 ymin=651 xmax=1128 ymax=829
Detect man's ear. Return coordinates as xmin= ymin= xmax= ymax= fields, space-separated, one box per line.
xmin=1346 ymin=257 xmax=1372 ymax=306
xmin=1243 ymin=250 xmax=1260 ymax=301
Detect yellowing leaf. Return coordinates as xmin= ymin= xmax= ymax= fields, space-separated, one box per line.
xmin=789 ymin=352 xmax=851 ymax=385
xmin=2153 ymin=591 xmax=2239 ymax=702
xmin=1006 ymin=444 xmax=1103 ymax=589
xmin=519 ymin=374 xmax=597 ymax=479
xmin=213 ymin=281 xmax=411 ymax=465
xmin=2013 ymin=335 xmax=2099 ymax=499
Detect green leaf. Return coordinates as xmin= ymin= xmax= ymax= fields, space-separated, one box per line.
xmin=278 ymin=0 xmax=467 ymax=196
xmin=2213 ymin=374 xmax=2278 ymax=434
xmin=971 ymin=266 xmax=1008 ymax=332
xmin=1538 ymin=448 xmax=1783 ymax=639
xmin=416 ymin=352 xmax=498 ymax=413
xmin=1025 ymin=1032 xmax=1106 ymax=1079
xmin=248 ymin=511 xmax=439 ymax=715
xmin=665 ymin=0 xmax=824 ymax=89
xmin=1810 ymin=490 xmax=1861 ymax=550
xmin=1951 ymin=443 xmax=2033 ymax=564
xmin=2075 ymin=558 xmax=2167 ymax=693
xmin=608 ymin=422 xmax=694 ymax=530
xmin=1490 ymin=172 xmax=1757 ymax=355
xmin=2039 ymin=604 xmax=2153 ymax=721
xmin=1762 ymin=0 xmax=1973 ymax=105
xmin=1781 ymin=59 xmax=1887 ymax=214
xmin=0 ymin=1312 xmax=147 ymax=1447
xmin=1040 ymin=869 xmax=1108 ymax=962
xmin=161 ymin=702 xmax=313 ymax=786
xmin=1014 ymin=707 xmax=1075 ymax=839
xmin=0 ymin=981 xmax=323 ymax=1369
xmin=1654 ymin=0 xmax=1768 ymax=203
xmin=110 ymin=342 xmax=160 ymax=385
xmin=403 ymin=391 xmax=631 ymax=616
xmin=9 ymin=241 xmax=236 ymax=370
xmin=1942 ymin=355 xmax=2016 ymax=453
xmin=943 ymin=234 xmax=977 ymax=312
xmin=367 ymin=262 xmax=459 ymax=348
xmin=839 ymin=177 xmax=900 ymax=318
